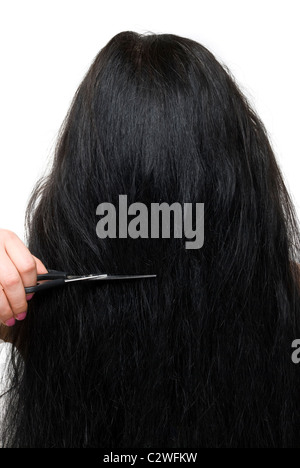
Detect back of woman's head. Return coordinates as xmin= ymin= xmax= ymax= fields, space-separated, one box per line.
xmin=3 ymin=31 xmax=300 ymax=447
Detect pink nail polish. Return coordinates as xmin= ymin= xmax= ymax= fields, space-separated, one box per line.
xmin=16 ymin=312 xmax=27 ymax=321
xmin=26 ymin=293 xmax=34 ymax=301
xmin=5 ymin=317 xmax=16 ymax=327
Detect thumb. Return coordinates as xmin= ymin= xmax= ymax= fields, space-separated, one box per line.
xmin=32 ymin=255 xmax=48 ymax=275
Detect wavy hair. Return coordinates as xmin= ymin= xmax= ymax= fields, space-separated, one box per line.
xmin=2 ymin=31 xmax=300 ymax=448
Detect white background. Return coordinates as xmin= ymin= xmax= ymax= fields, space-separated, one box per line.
xmin=0 ymin=0 xmax=299 ymax=242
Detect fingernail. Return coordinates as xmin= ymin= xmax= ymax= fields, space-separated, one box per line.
xmin=5 ymin=317 xmax=16 ymax=327
xmin=16 ymin=312 xmax=27 ymax=321
xmin=26 ymin=293 xmax=34 ymax=301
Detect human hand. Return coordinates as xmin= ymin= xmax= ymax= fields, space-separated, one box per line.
xmin=0 ymin=229 xmax=48 ymax=326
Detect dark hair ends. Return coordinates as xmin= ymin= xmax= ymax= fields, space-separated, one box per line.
xmin=1 ymin=31 xmax=300 ymax=448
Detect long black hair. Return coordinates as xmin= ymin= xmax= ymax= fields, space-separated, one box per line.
xmin=2 ymin=31 xmax=300 ymax=448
